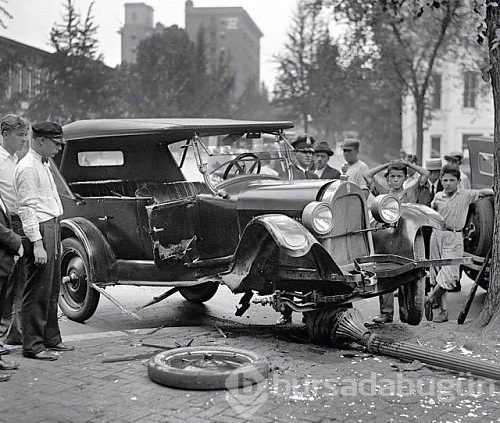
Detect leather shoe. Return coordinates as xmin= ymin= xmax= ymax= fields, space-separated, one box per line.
xmin=47 ymin=343 xmax=74 ymax=352
xmin=0 ymin=348 xmax=10 ymax=356
xmin=24 ymin=350 xmax=58 ymax=361
xmin=0 ymin=358 xmax=19 ymax=370
xmin=3 ymin=339 xmax=22 ymax=346
xmin=0 ymin=373 xmax=10 ymax=382
xmin=447 ymin=280 xmax=461 ymax=293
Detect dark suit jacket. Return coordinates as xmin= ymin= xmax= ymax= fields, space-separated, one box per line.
xmin=319 ymin=165 xmax=341 ymax=180
xmin=0 ymin=203 xmax=22 ymax=277
xmin=290 ymin=164 xmax=318 ymax=180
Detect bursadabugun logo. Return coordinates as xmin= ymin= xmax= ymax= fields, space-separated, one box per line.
xmin=225 ymin=366 xmax=268 ymax=418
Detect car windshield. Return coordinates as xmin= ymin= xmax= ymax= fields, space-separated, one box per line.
xmin=171 ymin=132 xmax=293 ymax=186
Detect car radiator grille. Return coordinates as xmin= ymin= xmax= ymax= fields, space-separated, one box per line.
xmin=321 ymin=194 xmax=370 ymax=266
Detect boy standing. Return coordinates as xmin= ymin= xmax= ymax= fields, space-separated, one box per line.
xmin=364 ymin=159 xmax=430 ymax=323
xmin=425 ymin=165 xmax=493 ymax=323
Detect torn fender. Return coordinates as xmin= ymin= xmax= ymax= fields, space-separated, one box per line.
xmin=372 ymin=203 xmax=445 ymax=258
xmin=221 ymin=214 xmax=341 ymax=291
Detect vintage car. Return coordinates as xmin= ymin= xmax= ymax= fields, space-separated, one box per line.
xmin=52 ymin=119 xmax=459 ymax=337
xmin=463 ymin=136 xmax=495 ymax=289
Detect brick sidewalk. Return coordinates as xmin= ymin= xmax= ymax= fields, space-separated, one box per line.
xmin=1 ymin=323 xmax=500 ymax=423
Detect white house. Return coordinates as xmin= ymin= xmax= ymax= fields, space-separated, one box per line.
xmin=402 ymin=60 xmax=493 ymax=162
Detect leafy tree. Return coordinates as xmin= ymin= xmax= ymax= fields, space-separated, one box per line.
xmin=0 ymin=0 xmax=12 ymax=28
xmin=231 ymin=79 xmax=276 ymax=120
xmin=28 ymin=0 xmax=113 ymax=122
xmin=310 ymin=0 xmax=471 ymax=161
xmin=474 ymin=0 xmax=500 ymax=332
xmin=274 ymin=1 xmax=326 ymax=132
xmin=123 ymin=25 xmax=234 ymax=118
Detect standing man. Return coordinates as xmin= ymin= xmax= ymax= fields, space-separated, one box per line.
xmin=0 ymin=115 xmax=29 ymax=346
xmin=340 ymin=139 xmax=369 ymax=191
xmin=0 ymin=185 xmax=23 ymax=381
xmin=15 ymin=121 xmax=73 ymax=360
xmin=443 ymin=151 xmax=471 ymax=190
xmin=313 ymin=142 xmax=340 ymax=179
xmin=425 ymin=158 xmax=443 ymax=203
xmin=289 ymin=135 xmax=318 ymax=180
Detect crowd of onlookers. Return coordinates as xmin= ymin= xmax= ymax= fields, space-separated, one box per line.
xmin=0 ymin=114 xmax=73 ymax=383
xmin=280 ymin=135 xmax=493 ymax=326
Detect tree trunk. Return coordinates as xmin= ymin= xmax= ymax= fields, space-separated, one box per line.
xmin=415 ymin=95 xmax=425 ymax=163
xmin=478 ymin=3 xmax=500 ymax=332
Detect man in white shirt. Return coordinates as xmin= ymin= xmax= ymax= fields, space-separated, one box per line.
xmin=340 ymin=139 xmax=369 ymax=192
xmin=15 ymin=121 xmax=74 ymax=360
xmin=0 ymin=114 xmax=29 ymax=346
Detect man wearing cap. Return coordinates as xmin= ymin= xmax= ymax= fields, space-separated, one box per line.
xmin=0 ymin=114 xmax=30 ymax=347
xmin=443 ymin=151 xmax=470 ymax=190
xmin=15 ymin=121 xmax=74 ymax=360
xmin=313 ymin=141 xmax=340 ymax=179
xmin=425 ymin=158 xmax=443 ymax=202
xmin=289 ymin=135 xmax=318 ymax=180
xmin=340 ymin=139 xmax=369 ymax=191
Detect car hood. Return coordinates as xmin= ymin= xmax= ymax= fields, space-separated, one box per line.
xmin=237 ymin=180 xmax=332 ymax=214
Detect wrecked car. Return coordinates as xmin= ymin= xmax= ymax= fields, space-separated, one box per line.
xmin=53 ymin=119 xmax=464 ymax=335
xmin=463 ymin=136 xmax=494 ymax=290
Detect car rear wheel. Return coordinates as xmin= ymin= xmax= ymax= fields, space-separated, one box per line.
xmin=179 ymin=282 xmax=219 ymax=303
xmin=464 ymin=198 xmax=494 ymax=258
xmin=398 ymin=233 xmax=425 ymax=326
xmin=59 ymin=237 xmax=100 ymax=322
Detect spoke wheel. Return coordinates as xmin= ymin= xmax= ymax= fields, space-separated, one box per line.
xmin=398 ymin=233 xmax=425 ymax=325
xmin=148 ymin=346 xmax=269 ymax=390
xmin=59 ymin=238 xmax=100 ymax=322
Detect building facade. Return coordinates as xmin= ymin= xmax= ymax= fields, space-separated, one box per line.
xmin=121 ymin=1 xmax=262 ymax=98
xmin=402 ymin=61 xmax=493 ymax=162
xmin=184 ymin=0 xmax=262 ymax=98
xmin=120 ymin=2 xmax=155 ymax=64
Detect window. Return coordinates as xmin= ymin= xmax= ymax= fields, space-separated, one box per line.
xmin=463 ymin=71 xmax=478 ymax=108
xmin=430 ymin=135 xmax=441 ymax=158
xmin=78 ymin=151 xmax=124 ymax=167
xmin=478 ymin=152 xmax=494 ymax=177
xmin=431 ymin=73 xmax=441 ymax=109
xmin=226 ymin=17 xmax=239 ymax=30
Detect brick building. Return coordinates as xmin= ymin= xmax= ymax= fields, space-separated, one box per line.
xmin=121 ymin=1 xmax=262 ymax=98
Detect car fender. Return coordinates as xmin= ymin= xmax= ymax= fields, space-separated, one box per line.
xmin=60 ymin=217 xmax=116 ymax=284
xmin=221 ymin=214 xmax=342 ymax=291
xmin=372 ymin=203 xmax=445 ymax=258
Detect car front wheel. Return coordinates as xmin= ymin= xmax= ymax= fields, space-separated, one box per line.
xmin=398 ymin=233 xmax=425 ymax=325
xmin=179 ymin=282 xmax=219 ymax=303
xmin=59 ymin=237 xmax=100 ymax=322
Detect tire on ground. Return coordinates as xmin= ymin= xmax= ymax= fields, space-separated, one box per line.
xmin=148 ymin=346 xmax=269 ymax=390
xmin=58 ymin=237 xmax=100 ymax=322
xmin=398 ymin=233 xmax=425 ymax=325
xmin=179 ymin=282 xmax=219 ymax=303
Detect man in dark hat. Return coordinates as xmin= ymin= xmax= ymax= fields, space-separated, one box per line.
xmin=443 ymin=151 xmax=470 ymax=190
xmin=289 ymin=135 xmax=318 ymax=180
xmin=313 ymin=141 xmax=340 ymax=179
xmin=15 ymin=121 xmax=74 ymax=361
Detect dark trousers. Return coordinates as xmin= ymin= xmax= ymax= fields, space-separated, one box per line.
xmin=0 ymin=276 xmax=10 ymax=326
xmin=22 ymin=218 xmax=62 ymax=355
xmin=2 ymin=216 xmax=27 ymax=343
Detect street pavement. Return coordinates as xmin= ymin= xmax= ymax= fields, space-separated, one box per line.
xmin=1 ymin=276 xmax=497 ymax=423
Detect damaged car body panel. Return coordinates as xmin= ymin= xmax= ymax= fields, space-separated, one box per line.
xmin=54 ymin=118 xmax=468 ymax=324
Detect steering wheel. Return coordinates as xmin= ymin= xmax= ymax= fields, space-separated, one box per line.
xmin=222 ymin=153 xmax=261 ymax=180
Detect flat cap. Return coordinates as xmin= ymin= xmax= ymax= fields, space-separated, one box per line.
xmin=314 ymin=141 xmax=334 ymax=156
xmin=341 ymin=139 xmax=360 ymax=150
xmin=32 ymin=121 xmax=65 ymax=143
xmin=292 ymin=135 xmax=315 ymax=152
xmin=425 ymin=158 xmax=442 ymax=171
xmin=443 ymin=151 xmax=463 ymax=161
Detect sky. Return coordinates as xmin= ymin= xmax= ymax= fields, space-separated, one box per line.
xmin=1 ymin=0 xmax=296 ymax=90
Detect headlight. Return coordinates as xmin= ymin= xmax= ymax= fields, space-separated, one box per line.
xmin=302 ymin=201 xmax=334 ymax=235
xmin=371 ymin=194 xmax=401 ymax=224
